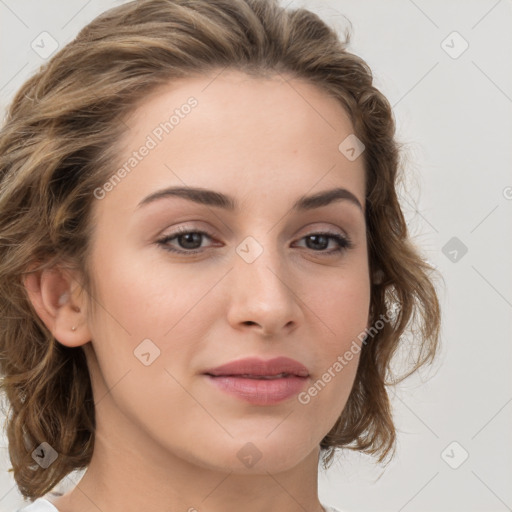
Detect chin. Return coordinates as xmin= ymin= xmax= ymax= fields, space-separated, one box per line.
xmin=197 ymin=435 xmax=317 ymax=475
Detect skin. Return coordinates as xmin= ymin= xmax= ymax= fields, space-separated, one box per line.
xmin=25 ymin=69 xmax=371 ymax=512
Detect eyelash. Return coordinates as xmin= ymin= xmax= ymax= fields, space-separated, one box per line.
xmin=156 ymin=228 xmax=353 ymax=256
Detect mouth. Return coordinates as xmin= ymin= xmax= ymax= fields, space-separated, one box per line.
xmin=202 ymin=357 xmax=310 ymax=405
xmin=207 ymin=372 xmax=295 ymax=379
xmin=203 ymin=356 xmax=310 ymax=378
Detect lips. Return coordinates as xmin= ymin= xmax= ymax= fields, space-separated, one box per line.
xmin=203 ymin=357 xmax=310 ymax=405
xmin=203 ymin=356 xmax=310 ymax=378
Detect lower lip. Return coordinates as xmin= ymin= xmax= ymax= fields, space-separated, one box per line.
xmin=204 ymin=375 xmax=308 ymax=405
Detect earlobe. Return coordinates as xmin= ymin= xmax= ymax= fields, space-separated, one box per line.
xmin=23 ymin=266 xmax=91 ymax=347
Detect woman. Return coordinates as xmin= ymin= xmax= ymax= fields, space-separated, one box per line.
xmin=0 ymin=0 xmax=441 ymax=511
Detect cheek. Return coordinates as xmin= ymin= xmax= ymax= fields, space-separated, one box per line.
xmin=299 ymin=294 xmax=367 ymax=419
xmin=85 ymin=244 xmax=222 ymax=400
xmin=306 ymin=265 xmax=371 ymax=346
xmin=89 ymin=243 xmax=211 ymax=338
xmin=292 ymin=268 xmax=369 ymax=415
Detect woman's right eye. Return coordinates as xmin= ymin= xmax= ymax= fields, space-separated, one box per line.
xmin=156 ymin=230 xmax=217 ymax=255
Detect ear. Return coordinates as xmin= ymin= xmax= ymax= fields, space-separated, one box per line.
xmin=23 ymin=265 xmax=91 ymax=348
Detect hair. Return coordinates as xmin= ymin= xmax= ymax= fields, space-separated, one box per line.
xmin=0 ymin=0 xmax=441 ymax=500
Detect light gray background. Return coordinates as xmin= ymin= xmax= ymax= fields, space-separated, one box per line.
xmin=1 ymin=1 xmax=511 ymax=511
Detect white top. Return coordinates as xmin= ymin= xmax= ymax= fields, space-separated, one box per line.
xmin=16 ymin=498 xmax=58 ymax=512
xmin=17 ymin=497 xmax=344 ymax=512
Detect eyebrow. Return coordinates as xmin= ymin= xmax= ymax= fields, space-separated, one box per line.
xmin=137 ymin=186 xmax=364 ymax=213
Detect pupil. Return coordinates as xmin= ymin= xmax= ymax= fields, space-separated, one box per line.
xmin=180 ymin=233 xmax=202 ymax=249
xmin=307 ymin=234 xmax=328 ymax=250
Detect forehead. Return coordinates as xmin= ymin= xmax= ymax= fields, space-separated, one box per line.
xmin=98 ymin=69 xmax=366 ymax=216
xmin=125 ymin=70 xmax=357 ymax=144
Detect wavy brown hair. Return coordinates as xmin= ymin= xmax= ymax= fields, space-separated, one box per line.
xmin=0 ymin=0 xmax=441 ymax=500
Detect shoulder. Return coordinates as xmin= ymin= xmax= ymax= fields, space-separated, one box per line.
xmin=18 ymin=498 xmax=343 ymax=512
xmin=15 ymin=498 xmax=59 ymax=512
xmin=323 ymin=505 xmax=345 ymax=512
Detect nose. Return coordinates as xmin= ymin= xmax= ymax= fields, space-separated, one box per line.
xmin=225 ymin=240 xmax=303 ymax=338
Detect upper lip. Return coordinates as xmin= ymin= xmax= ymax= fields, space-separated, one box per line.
xmin=203 ymin=356 xmax=309 ymax=378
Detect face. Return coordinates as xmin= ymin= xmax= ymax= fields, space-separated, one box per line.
xmin=82 ymin=69 xmax=370 ymax=474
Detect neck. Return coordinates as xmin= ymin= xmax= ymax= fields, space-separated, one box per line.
xmin=50 ymin=385 xmax=325 ymax=512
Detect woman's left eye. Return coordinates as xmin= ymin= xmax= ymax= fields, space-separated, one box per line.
xmin=156 ymin=230 xmax=353 ymax=255
xmin=293 ymin=232 xmax=353 ymax=254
